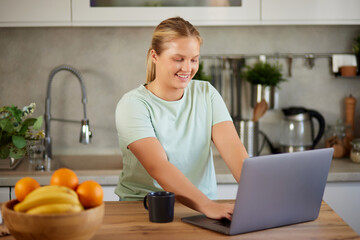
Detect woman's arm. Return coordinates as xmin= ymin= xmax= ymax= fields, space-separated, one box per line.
xmin=212 ymin=121 xmax=249 ymax=182
xmin=128 ymin=137 xmax=234 ymax=220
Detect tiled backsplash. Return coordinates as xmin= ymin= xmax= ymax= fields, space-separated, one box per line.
xmin=0 ymin=25 xmax=359 ymax=155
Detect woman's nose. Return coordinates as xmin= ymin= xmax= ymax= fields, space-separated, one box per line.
xmin=181 ymin=61 xmax=191 ymax=71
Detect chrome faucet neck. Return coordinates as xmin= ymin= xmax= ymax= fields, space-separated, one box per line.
xmin=44 ymin=65 xmax=91 ymax=160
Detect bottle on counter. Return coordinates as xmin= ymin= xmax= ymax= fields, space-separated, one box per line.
xmin=344 ymin=95 xmax=357 ymax=157
xmin=344 ymin=94 xmax=357 ymax=158
xmin=345 ymin=94 xmax=356 ymax=131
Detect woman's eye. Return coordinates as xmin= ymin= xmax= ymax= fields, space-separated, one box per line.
xmin=191 ymin=59 xmax=198 ymax=63
xmin=174 ymin=59 xmax=182 ymax=62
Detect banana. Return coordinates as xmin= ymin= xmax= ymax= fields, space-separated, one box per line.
xmin=24 ymin=185 xmax=78 ymax=201
xmin=14 ymin=191 xmax=81 ymax=212
xmin=26 ymin=203 xmax=83 ymax=215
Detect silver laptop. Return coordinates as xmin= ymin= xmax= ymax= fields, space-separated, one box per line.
xmin=182 ymin=148 xmax=334 ymax=235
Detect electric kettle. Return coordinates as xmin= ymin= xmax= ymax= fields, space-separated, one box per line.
xmin=280 ymin=107 xmax=325 ymax=153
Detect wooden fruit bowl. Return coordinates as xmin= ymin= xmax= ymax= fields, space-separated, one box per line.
xmin=1 ymin=199 xmax=104 ymax=240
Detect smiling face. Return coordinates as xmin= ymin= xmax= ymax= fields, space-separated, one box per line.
xmin=150 ymin=37 xmax=200 ymax=98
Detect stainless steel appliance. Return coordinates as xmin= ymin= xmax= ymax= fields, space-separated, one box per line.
xmin=280 ymin=107 xmax=325 ymax=153
xmin=237 ymin=120 xmax=259 ymax=157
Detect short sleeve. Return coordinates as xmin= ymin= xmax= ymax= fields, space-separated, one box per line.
xmin=209 ymin=84 xmax=232 ymax=125
xmin=115 ymin=94 xmax=156 ymax=148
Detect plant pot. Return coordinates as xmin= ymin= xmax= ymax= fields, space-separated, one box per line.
xmin=251 ymin=84 xmax=275 ymax=109
xmin=340 ymin=66 xmax=357 ymax=77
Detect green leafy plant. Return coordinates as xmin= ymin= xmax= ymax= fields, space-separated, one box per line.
xmin=194 ymin=61 xmax=211 ymax=81
xmin=353 ymin=35 xmax=360 ymax=55
xmin=0 ymin=103 xmax=44 ymax=159
xmin=243 ymin=61 xmax=286 ymax=87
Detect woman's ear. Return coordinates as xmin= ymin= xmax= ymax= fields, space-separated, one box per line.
xmin=150 ymin=49 xmax=158 ymax=64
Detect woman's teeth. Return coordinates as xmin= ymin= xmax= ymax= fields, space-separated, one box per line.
xmin=177 ymin=74 xmax=189 ymax=79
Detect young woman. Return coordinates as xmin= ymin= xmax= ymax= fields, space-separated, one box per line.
xmin=115 ymin=17 xmax=248 ymax=220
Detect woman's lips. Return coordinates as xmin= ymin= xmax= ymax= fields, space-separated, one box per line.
xmin=176 ymin=74 xmax=190 ymax=81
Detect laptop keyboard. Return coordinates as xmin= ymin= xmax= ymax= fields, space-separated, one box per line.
xmin=213 ymin=218 xmax=231 ymax=228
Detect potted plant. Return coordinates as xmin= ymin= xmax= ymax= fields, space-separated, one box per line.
xmin=352 ymin=35 xmax=360 ymax=75
xmin=243 ymin=61 xmax=286 ymax=108
xmin=0 ymin=103 xmax=44 ymax=160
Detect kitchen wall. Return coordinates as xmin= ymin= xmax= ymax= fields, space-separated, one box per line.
xmin=0 ymin=25 xmax=359 ymax=155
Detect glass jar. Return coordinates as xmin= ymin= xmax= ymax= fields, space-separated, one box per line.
xmin=350 ymin=139 xmax=360 ymax=163
xmin=325 ymin=121 xmax=352 ymax=158
xmin=26 ymin=139 xmax=46 ymax=171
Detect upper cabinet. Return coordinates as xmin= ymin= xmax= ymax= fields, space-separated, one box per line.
xmin=0 ymin=0 xmax=71 ymax=27
xmin=72 ymin=0 xmax=260 ymax=26
xmin=0 ymin=0 xmax=359 ymax=27
xmin=261 ymin=0 xmax=360 ymax=25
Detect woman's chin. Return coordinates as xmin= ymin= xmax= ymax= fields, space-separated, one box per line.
xmin=175 ymin=79 xmax=190 ymax=89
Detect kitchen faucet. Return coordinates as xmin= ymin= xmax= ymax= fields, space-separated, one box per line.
xmin=44 ymin=65 xmax=92 ymax=160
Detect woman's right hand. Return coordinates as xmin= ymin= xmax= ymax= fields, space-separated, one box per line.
xmin=202 ymin=201 xmax=235 ymax=220
xmin=129 ymin=138 xmax=235 ymax=220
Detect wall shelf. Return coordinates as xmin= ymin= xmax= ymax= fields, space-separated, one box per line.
xmin=200 ymin=53 xmax=358 ymax=79
xmin=334 ymin=76 xmax=360 ymax=79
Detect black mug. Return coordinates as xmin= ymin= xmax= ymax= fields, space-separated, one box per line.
xmin=143 ymin=191 xmax=175 ymax=223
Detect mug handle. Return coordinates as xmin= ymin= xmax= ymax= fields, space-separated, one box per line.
xmin=143 ymin=195 xmax=148 ymax=210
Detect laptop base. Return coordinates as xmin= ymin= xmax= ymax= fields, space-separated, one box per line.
xmin=182 ymin=215 xmax=231 ymax=235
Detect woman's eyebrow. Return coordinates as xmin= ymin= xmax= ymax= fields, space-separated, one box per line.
xmin=173 ymin=54 xmax=200 ymax=58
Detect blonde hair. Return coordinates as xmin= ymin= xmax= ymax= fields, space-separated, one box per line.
xmin=146 ymin=17 xmax=202 ymax=84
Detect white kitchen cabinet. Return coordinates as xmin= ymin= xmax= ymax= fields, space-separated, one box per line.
xmin=102 ymin=186 xmax=119 ymax=201
xmin=261 ymin=0 xmax=360 ymax=25
xmin=10 ymin=187 xmax=15 ymax=200
xmin=323 ymin=182 xmax=360 ymax=234
xmin=0 ymin=0 xmax=71 ymax=27
xmin=72 ymin=0 xmax=260 ymax=26
xmin=1 ymin=0 xmax=360 ymax=27
xmin=217 ymin=184 xmax=237 ymax=200
xmin=0 ymin=187 xmax=10 ymax=202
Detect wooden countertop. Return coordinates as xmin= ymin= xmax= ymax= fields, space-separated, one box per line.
xmin=1 ymin=200 xmax=359 ymax=239
xmin=11 ymin=200 xmax=360 ymax=240
xmin=89 ymin=201 xmax=360 ymax=240
xmin=99 ymin=201 xmax=360 ymax=240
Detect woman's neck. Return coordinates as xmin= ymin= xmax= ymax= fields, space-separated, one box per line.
xmin=145 ymin=80 xmax=184 ymax=101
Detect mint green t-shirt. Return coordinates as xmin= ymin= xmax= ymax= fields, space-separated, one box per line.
xmin=115 ymin=80 xmax=232 ymax=201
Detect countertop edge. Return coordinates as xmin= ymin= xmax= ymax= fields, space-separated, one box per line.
xmin=1 ymin=156 xmax=360 ymax=186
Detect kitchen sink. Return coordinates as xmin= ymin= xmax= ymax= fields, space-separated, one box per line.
xmin=0 ymin=157 xmax=24 ymax=170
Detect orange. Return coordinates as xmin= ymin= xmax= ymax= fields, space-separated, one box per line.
xmin=76 ymin=180 xmax=103 ymax=208
xmin=14 ymin=177 xmax=40 ymax=202
xmin=50 ymin=168 xmax=79 ymax=190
